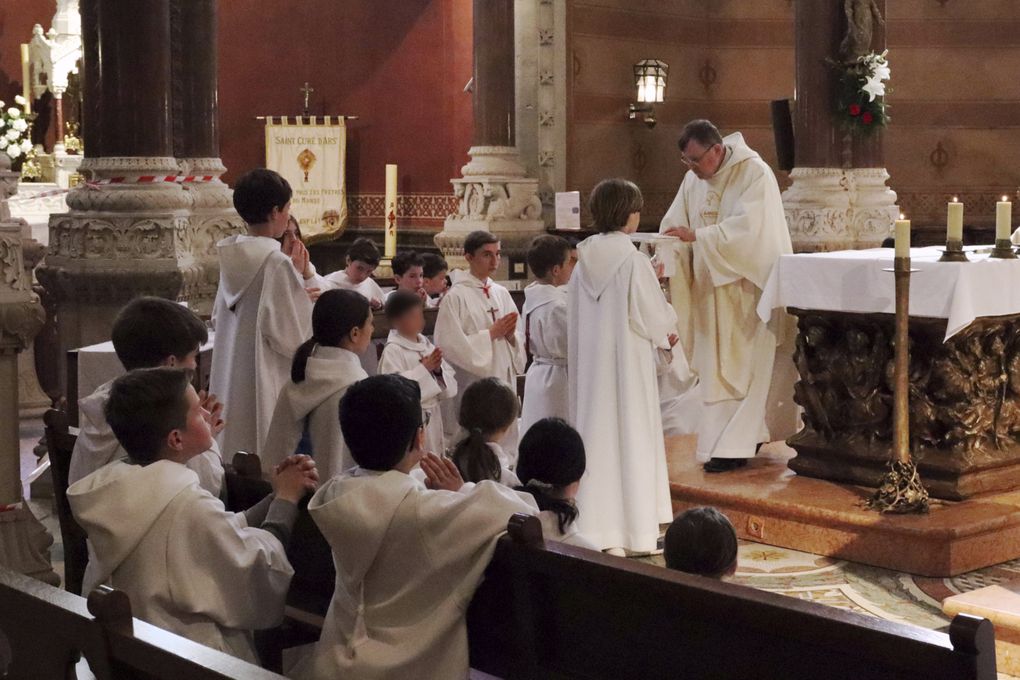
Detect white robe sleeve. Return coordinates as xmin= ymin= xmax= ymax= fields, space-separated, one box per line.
xmin=378 ymin=345 xmax=444 ymax=403
xmin=166 ymin=493 xmax=294 ymax=630
xmin=500 ymin=289 xmax=527 ymax=375
xmin=628 ymin=254 xmax=679 ymax=348
xmin=434 ymin=292 xmax=495 ymax=374
xmin=439 ymin=359 xmax=458 ymax=399
xmin=418 ymin=482 xmax=538 ymax=605
xmin=660 ymin=173 xmax=694 ymax=232
xmin=260 ymin=256 xmax=314 ymax=360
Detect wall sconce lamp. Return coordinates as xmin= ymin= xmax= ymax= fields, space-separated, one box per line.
xmin=628 ymin=59 xmax=668 ymax=128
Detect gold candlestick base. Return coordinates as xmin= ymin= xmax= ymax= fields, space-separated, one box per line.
xmin=938 ymin=239 xmax=970 ymax=262
xmin=866 ymin=460 xmax=930 ymax=514
xmin=989 ymin=238 xmax=1018 ymax=259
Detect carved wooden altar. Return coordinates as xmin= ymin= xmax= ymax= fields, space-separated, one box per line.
xmin=788 ymin=307 xmax=1020 ymax=500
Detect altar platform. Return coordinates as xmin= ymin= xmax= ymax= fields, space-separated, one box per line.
xmin=667 ymin=436 xmax=1020 ymax=578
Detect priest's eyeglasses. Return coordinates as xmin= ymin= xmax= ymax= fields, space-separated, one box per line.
xmin=681 ymin=143 xmax=718 ymax=167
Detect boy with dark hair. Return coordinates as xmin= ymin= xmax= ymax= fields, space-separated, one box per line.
xmin=324 ymin=237 xmax=385 ymax=309
xmin=434 ymin=230 xmax=525 ymax=464
xmin=69 ymin=296 xmax=223 ymax=497
xmin=211 ymin=168 xmax=313 ymax=460
xmin=293 ymin=375 xmax=536 ymax=680
xmin=663 ymin=507 xmax=739 ymax=579
xmin=68 ymin=367 xmax=318 ymax=661
xmin=387 ymin=250 xmax=427 ymax=302
xmin=421 ymin=252 xmax=449 ymax=307
xmin=519 ymin=235 xmax=575 ymax=433
xmin=379 ymin=290 xmax=457 ymax=455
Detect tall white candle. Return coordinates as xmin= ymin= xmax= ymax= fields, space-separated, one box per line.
xmin=19 ymin=44 xmax=31 ymax=115
xmin=384 ymin=164 xmax=398 ymax=258
xmin=947 ymin=197 xmax=963 ymax=242
xmin=895 ymin=215 xmax=911 ymax=258
xmin=997 ymin=195 xmax=1012 ymax=242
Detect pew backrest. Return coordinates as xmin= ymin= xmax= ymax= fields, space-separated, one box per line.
xmin=467 ymin=514 xmax=997 ymax=680
xmin=43 ymin=407 xmax=89 ymax=595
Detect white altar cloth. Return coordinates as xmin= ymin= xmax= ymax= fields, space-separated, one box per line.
xmin=757 ymin=246 xmax=1020 ymax=340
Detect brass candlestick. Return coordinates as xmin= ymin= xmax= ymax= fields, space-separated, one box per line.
xmin=867 ymin=256 xmax=930 ymax=514
xmin=938 ymin=238 xmax=970 ymax=262
xmin=990 ymin=238 xmax=1018 ymax=259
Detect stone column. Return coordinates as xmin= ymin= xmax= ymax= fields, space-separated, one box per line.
xmin=0 ymin=157 xmax=57 ymax=585
xmin=37 ymin=0 xmax=196 ymax=396
xmin=782 ymin=0 xmax=898 ymax=252
xmin=436 ymin=0 xmax=545 ymax=279
xmin=170 ymin=0 xmax=244 ymax=315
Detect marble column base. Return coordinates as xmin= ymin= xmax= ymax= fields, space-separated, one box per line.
xmin=436 ymin=146 xmax=546 ymax=279
xmin=783 ymin=167 xmax=899 ymax=253
xmin=0 ymin=505 xmax=59 ymax=586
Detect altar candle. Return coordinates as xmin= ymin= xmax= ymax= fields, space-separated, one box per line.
xmin=19 ymin=44 xmax=31 ymax=115
xmin=947 ymin=197 xmax=963 ymax=242
xmin=997 ymin=195 xmax=1013 ymax=242
xmin=384 ymin=164 xmax=398 ymax=258
xmin=895 ymin=215 xmax=910 ymax=258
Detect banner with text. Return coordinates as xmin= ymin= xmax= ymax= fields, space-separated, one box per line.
xmin=264 ymin=117 xmax=348 ymax=243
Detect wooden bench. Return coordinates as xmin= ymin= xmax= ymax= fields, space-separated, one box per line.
xmin=466 ymin=514 xmax=997 ymax=680
xmin=0 ymin=566 xmax=285 ymax=680
xmin=43 ymin=408 xmax=88 ymax=595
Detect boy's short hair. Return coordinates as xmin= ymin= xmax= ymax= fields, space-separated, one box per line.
xmin=422 ymin=253 xmax=448 ymax=279
xmin=463 ymin=230 xmax=499 ymax=255
xmin=340 ymin=375 xmax=422 ymax=470
xmin=663 ymin=507 xmax=738 ymax=579
xmin=347 ymin=237 xmax=381 ymax=266
xmin=588 ymin=178 xmax=644 ymax=233
xmin=384 ymin=289 xmax=424 ymax=321
xmin=111 ymin=297 xmax=208 ymax=370
xmin=678 ymin=119 xmax=724 ymax=153
xmin=105 ymin=368 xmax=192 ymax=465
xmin=233 ymin=169 xmax=292 ymax=225
xmin=391 ymin=251 xmax=425 ymax=277
xmin=526 ymin=235 xmax=572 ymax=279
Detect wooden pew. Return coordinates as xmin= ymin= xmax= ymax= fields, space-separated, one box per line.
xmin=43 ymin=407 xmax=88 ymax=594
xmin=0 ymin=566 xmax=285 ymax=680
xmin=466 ymin=515 xmax=997 ymax=680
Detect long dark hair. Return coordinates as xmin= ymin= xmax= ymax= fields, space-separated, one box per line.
xmin=451 ymin=378 xmax=518 ymax=483
xmin=291 ymin=289 xmax=371 ymax=383
xmin=515 ymin=418 xmax=586 ymax=533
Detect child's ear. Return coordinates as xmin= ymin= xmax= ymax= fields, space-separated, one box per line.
xmin=166 ymin=428 xmax=184 ymax=453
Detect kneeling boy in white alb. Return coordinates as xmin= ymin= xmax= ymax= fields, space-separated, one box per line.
xmin=293 ymin=375 xmax=537 ymax=680
xmin=69 ymin=367 xmax=318 ymax=662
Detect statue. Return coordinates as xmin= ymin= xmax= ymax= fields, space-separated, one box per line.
xmin=839 ymin=0 xmax=884 ymax=61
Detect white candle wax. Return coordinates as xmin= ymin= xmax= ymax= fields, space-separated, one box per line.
xmin=384 ymin=164 xmax=398 ymax=258
xmin=947 ymin=199 xmax=963 ymax=242
xmin=895 ymin=218 xmax=911 ymax=258
xmin=997 ymin=197 xmax=1012 ymax=242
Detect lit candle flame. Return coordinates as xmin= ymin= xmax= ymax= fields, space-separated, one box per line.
xmin=952 ymin=196 xmax=958 ymax=202
xmin=1003 ymin=195 xmax=1010 ymax=203
xmin=899 ymin=213 xmax=905 ymax=220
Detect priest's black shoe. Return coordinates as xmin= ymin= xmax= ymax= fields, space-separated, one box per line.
xmin=703 ymin=458 xmax=748 ymax=473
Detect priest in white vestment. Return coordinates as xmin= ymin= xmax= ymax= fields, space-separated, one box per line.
xmin=569 ymin=179 xmax=678 ymax=554
xmin=660 ymin=120 xmax=792 ymax=472
xmin=210 ymin=169 xmax=313 ymax=460
xmin=435 ymin=231 xmax=526 ymax=463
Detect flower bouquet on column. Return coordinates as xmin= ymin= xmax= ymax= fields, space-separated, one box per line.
xmin=830 ymin=50 xmax=890 ymax=135
xmin=0 ymin=96 xmax=38 ymax=178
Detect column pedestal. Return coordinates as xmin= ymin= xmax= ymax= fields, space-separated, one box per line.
xmin=783 ymin=167 xmax=898 ymax=252
xmin=436 ymin=146 xmax=545 ymax=278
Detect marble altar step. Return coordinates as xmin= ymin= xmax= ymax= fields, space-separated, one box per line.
xmin=667 ymin=436 xmax=1020 ymax=578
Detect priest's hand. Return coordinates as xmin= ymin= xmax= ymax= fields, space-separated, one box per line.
xmin=489 ymin=312 xmax=518 ymax=341
xmin=198 ymin=390 xmax=226 ymax=437
xmin=421 ymin=348 xmax=443 ymax=372
xmin=663 ymin=226 xmax=696 ymax=242
xmin=422 ymin=452 xmax=464 ymax=492
xmin=273 ymin=454 xmax=319 ymax=503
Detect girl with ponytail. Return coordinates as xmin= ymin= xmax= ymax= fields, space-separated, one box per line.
xmin=263 ymin=289 xmax=373 ymax=479
xmin=451 ymin=378 xmax=520 ymax=486
xmin=514 ymin=418 xmax=596 ymax=549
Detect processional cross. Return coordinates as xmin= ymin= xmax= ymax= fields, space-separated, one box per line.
xmin=300 ymin=82 xmax=314 ymax=116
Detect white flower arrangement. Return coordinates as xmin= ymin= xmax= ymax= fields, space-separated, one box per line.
xmin=0 ymin=97 xmax=35 ymax=170
xmin=832 ymin=50 xmax=891 ymax=134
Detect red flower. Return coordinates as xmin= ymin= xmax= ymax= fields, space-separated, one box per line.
xmin=849 ymin=104 xmax=862 ymax=116
xmin=861 ymin=111 xmax=874 ymax=124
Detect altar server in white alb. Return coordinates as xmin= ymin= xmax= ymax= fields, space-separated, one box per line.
xmin=435 ymin=230 xmax=526 ymax=462
xmin=378 ymin=289 xmax=458 ymax=455
xmin=210 ymin=169 xmax=313 ymax=459
xmin=569 ymin=179 xmax=678 ymax=555
xmin=660 ymin=120 xmax=792 ymax=473
xmin=69 ymin=368 xmax=318 ymax=662
xmin=519 ymin=235 xmax=575 ymax=434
